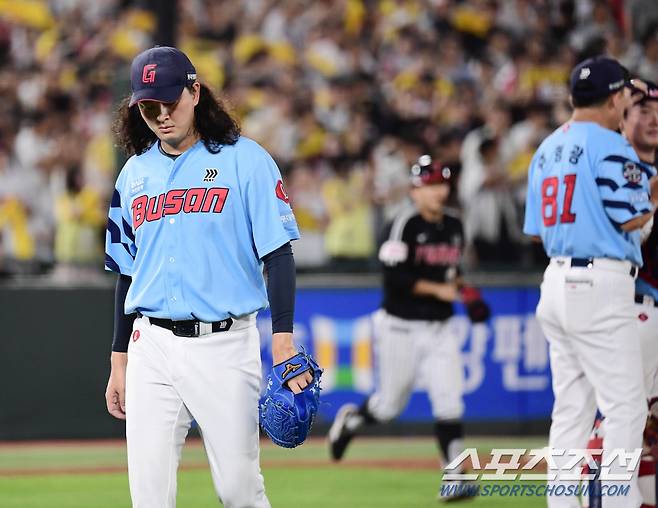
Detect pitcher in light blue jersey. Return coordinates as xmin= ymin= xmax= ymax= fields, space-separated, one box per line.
xmin=524 ymin=56 xmax=658 ymax=508
xmin=103 ymin=46 xmax=311 ymax=508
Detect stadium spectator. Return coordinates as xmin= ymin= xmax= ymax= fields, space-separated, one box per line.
xmin=0 ymin=0 xmax=657 ymax=275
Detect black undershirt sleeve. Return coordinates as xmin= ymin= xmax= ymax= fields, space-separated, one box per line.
xmin=262 ymin=242 xmax=296 ymax=334
xmin=112 ymin=274 xmax=137 ymax=353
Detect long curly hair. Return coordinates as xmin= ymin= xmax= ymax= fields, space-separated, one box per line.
xmin=113 ymin=83 xmax=240 ymax=156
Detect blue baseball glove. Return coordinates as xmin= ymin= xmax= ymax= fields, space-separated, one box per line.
xmin=259 ymin=350 xmax=322 ymax=448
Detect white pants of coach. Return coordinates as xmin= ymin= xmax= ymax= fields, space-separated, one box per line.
xmin=366 ymin=309 xmax=465 ymax=422
xmin=125 ymin=315 xmax=270 ymax=508
xmin=537 ymin=258 xmax=646 ymax=508
xmin=636 ymin=295 xmax=658 ymax=401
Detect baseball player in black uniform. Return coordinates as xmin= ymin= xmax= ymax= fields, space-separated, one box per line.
xmin=328 ymin=155 xmax=488 ymax=502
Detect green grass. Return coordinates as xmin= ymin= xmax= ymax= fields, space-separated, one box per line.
xmin=0 ymin=437 xmax=550 ymax=507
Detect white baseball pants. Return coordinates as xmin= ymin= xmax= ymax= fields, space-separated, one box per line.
xmin=537 ymin=258 xmax=646 ymax=508
xmin=125 ymin=315 xmax=270 ymax=508
xmin=366 ymin=309 xmax=465 ymax=422
xmin=636 ymin=296 xmax=658 ymax=400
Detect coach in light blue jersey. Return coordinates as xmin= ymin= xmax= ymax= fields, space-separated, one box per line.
xmin=524 ymin=57 xmax=658 ymax=508
xmin=103 ymin=47 xmax=312 ymax=508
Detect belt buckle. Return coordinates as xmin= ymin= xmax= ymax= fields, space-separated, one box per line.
xmin=172 ymin=321 xmax=199 ymax=337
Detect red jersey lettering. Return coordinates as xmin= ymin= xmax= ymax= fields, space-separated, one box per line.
xmin=183 ymin=187 xmax=205 ymax=213
xmin=163 ymin=189 xmax=185 ymax=215
xmin=201 ymin=188 xmax=229 ymax=213
xmin=132 ymin=187 xmax=230 ymax=230
xmin=132 ymin=195 xmax=148 ymax=229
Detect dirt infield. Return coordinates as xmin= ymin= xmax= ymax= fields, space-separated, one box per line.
xmin=0 ymin=458 xmax=445 ymax=477
xmin=0 ymin=436 xmax=555 ymax=477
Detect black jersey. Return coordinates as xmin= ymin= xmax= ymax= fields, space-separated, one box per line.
xmin=378 ymin=208 xmax=464 ymax=321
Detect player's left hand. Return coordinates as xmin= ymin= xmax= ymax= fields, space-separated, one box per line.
xmin=271 ymin=332 xmax=313 ymax=394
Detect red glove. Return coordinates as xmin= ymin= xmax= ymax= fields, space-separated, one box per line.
xmin=461 ymin=286 xmax=491 ymax=323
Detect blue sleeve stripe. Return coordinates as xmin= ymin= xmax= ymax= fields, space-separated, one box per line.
xmin=603 ymin=155 xmax=634 ymax=164
xmin=107 ymin=218 xmax=135 ymax=259
xmin=105 ymin=253 xmax=121 ymax=272
xmin=607 ymin=217 xmax=623 ymax=231
xmin=640 ymin=163 xmax=654 ymax=178
xmin=622 ymin=182 xmax=642 ymax=190
xmin=595 ymin=178 xmax=619 ymax=191
xmin=639 ymin=208 xmax=652 ymax=214
xmin=111 ymin=189 xmax=121 ymax=208
xmin=122 ymin=218 xmax=135 ymax=243
xmin=106 ymin=217 xmax=123 ymax=244
xmin=602 ymin=155 xmax=653 ymax=177
xmin=602 ymin=200 xmax=637 ymax=214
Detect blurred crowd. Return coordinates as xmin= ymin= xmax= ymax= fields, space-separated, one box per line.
xmin=1 ymin=0 xmax=658 ymax=277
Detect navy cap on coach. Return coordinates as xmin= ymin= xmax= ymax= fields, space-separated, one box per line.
xmin=129 ymin=46 xmax=197 ymax=106
xmin=569 ymin=56 xmax=630 ymax=104
xmin=410 ymin=155 xmax=452 ymax=187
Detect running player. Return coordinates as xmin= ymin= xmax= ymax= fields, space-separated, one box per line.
xmin=328 ymin=155 xmax=482 ymax=502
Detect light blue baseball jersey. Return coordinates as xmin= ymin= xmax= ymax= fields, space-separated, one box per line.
xmin=524 ymin=121 xmax=652 ymax=266
xmin=105 ymin=136 xmax=300 ymax=321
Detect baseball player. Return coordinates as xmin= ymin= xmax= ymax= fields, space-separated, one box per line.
xmin=328 ymin=155 xmax=488 ymax=502
xmin=622 ymin=80 xmax=658 ymax=407
xmin=103 ymin=46 xmax=310 ymax=508
xmin=523 ymin=56 xmax=658 ymax=508
xmin=622 ymin=80 xmax=658 ymax=507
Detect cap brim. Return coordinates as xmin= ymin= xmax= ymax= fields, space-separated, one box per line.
xmin=129 ymin=84 xmax=184 ymax=107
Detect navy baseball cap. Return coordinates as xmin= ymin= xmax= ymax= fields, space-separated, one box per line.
xmin=569 ymin=56 xmax=630 ymax=103
xmin=129 ymin=46 xmax=197 ymax=106
xmin=635 ymin=80 xmax=658 ymax=105
xmin=410 ymin=155 xmax=452 ymax=187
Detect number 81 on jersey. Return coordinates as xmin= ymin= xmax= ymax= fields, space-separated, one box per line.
xmin=541 ymin=174 xmax=577 ymax=226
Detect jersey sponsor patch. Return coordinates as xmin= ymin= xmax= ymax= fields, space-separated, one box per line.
xmin=379 ymin=240 xmax=408 ymax=265
xmin=275 ymin=180 xmax=289 ymax=203
xmin=131 ymin=187 xmax=229 ymax=230
xmin=203 ymin=168 xmax=218 ymax=182
xmin=623 ymin=161 xmax=642 ymax=184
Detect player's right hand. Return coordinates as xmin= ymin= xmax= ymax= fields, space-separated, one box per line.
xmin=105 ymin=352 xmax=128 ymax=420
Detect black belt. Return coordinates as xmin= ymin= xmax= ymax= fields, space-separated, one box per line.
xmin=570 ymin=257 xmax=638 ymax=277
xmin=140 ymin=313 xmax=233 ymax=337
xmin=635 ymin=294 xmax=658 ymax=307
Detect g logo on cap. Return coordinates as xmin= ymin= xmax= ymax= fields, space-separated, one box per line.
xmin=579 ymin=67 xmax=590 ymax=80
xmin=142 ymin=64 xmax=157 ymax=84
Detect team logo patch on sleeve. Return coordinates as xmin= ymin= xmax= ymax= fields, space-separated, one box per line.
xmin=623 ymin=161 xmax=642 ymax=184
xmin=275 ymin=180 xmax=289 ymax=203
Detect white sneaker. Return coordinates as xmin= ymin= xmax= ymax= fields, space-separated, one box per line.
xmin=437 ymin=479 xmax=478 ymax=503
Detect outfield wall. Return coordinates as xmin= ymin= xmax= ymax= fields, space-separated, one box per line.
xmin=0 ymin=279 xmax=552 ymax=440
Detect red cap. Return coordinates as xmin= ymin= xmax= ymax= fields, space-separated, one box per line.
xmin=410 ymin=155 xmax=452 ymax=187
